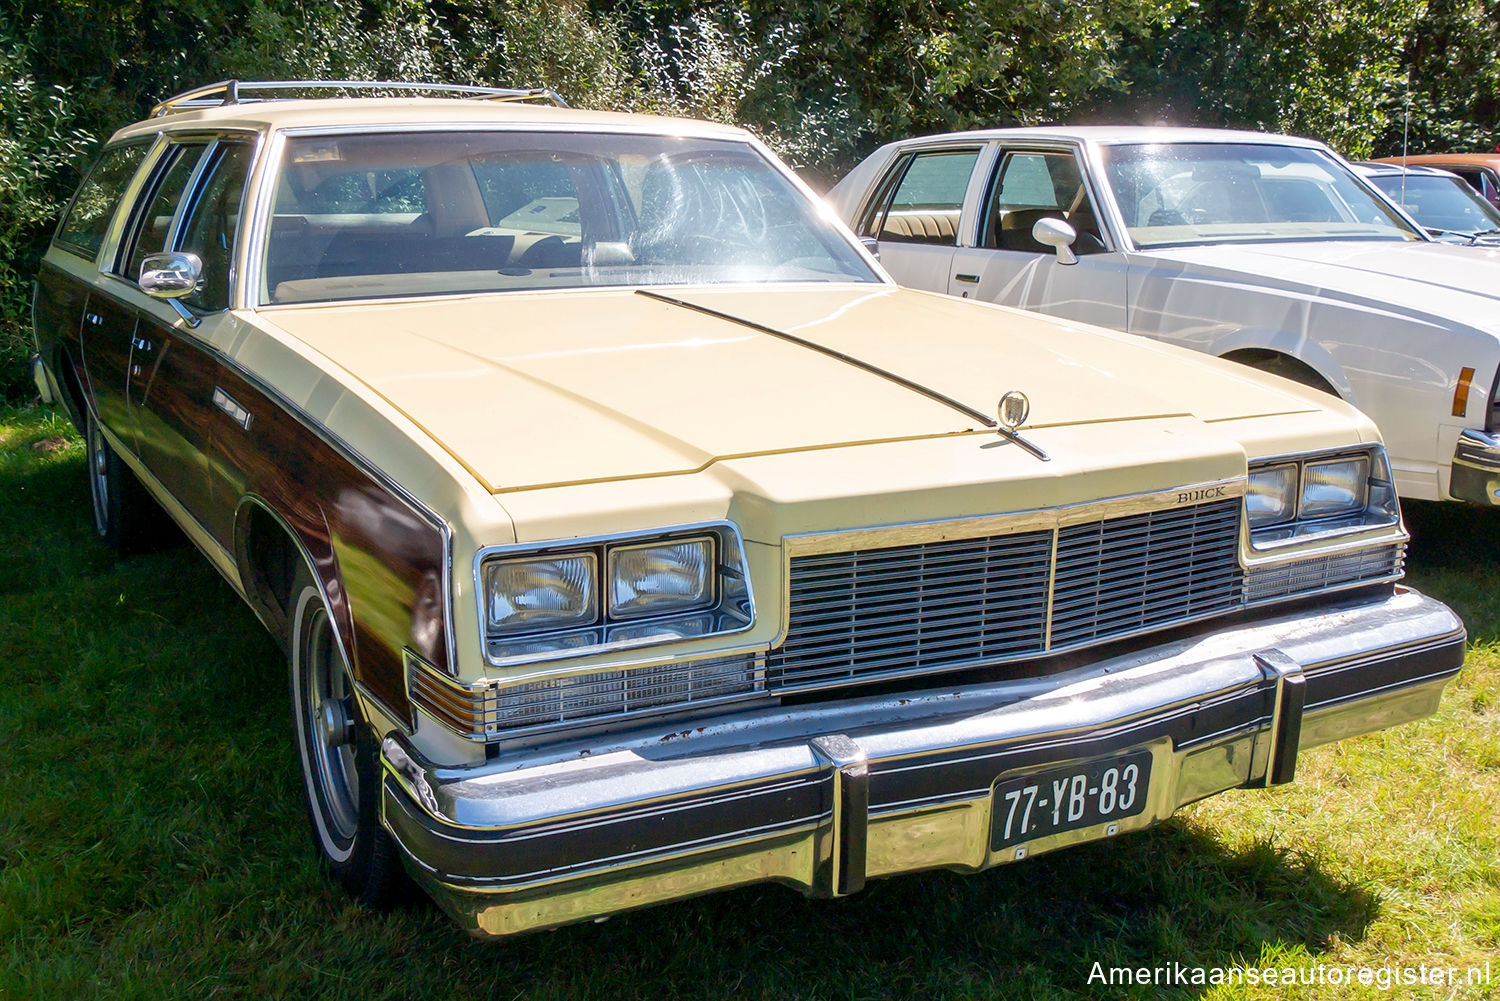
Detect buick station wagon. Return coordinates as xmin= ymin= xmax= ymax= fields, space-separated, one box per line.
xmin=30 ymin=83 xmax=1466 ymax=937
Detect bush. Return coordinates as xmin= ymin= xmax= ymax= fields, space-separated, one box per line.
xmin=0 ymin=29 xmax=95 ymax=401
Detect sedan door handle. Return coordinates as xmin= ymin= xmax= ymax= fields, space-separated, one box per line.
xmin=954 ymin=273 xmax=980 ymax=284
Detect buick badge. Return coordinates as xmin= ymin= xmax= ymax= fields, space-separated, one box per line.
xmin=998 ymin=391 xmax=1030 ymax=432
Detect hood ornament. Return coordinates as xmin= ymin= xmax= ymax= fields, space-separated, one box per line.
xmin=994 ymin=391 xmax=1049 ymax=461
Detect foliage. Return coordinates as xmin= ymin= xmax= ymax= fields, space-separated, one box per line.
xmin=0 ymin=29 xmax=95 ymax=400
xmin=2 ymin=0 xmax=1499 ymax=399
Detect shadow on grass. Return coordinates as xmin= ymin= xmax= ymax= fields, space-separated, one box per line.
xmin=1402 ymin=500 xmax=1500 ymax=644
xmin=0 ymin=408 xmax=1391 ymax=1000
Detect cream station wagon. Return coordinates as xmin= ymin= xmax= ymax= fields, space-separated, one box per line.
xmin=31 ymin=82 xmax=1465 ymax=938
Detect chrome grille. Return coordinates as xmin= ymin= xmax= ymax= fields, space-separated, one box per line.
xmin=1050 ymin=500 xmax=1244 ymax=648
xmin=769 ymin=500 xmax=1245 ymax=691
xmin=767 ymin=530 xmax=1053 ymax=689
xmin=1245 ymin=544 xmax=1405 ymax=603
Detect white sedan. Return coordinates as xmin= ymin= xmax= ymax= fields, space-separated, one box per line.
xmin=827 ymin=127 xmax=1500 ymax=507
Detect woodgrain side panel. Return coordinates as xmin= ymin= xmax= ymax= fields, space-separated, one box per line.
xmin=208 ymin=364 xmax=449 ymax=722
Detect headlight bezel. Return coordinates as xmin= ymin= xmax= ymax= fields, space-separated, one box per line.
xmin=1246 ymin=445 xmax=1401 ymax=551
xmin=473 ymin=522 xmax=755 ymax=668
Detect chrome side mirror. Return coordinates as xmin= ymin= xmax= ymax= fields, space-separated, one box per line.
xmin=1031 ymin=218 xmax=1079 ymax=266
xmin=138 ymin=252 xmax=204 ymax=299
xmin=859 ymin=235 xmax=881 ymax=261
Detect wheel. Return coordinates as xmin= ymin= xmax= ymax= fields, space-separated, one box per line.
xmin=84 ymin=409 xmax=156 ymax=552
xmin=288 ymin=572 xmax=407 ymax=905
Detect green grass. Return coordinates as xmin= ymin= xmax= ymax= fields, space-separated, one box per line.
xmin=1 ymin=402 xmax=1496 ymax=1000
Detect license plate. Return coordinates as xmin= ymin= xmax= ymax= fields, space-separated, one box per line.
xmin=991 ymin=750 xmax=1153 ymax=850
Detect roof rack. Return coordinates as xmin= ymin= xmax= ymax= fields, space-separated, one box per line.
xmin=150 ymin=80 xmax=569 ymax=117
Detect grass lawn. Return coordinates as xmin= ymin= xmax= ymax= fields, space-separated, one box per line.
xmin=1 ymin=402 xmax=1496 ymax=1000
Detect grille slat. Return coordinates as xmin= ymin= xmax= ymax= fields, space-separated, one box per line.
xmin=768 ymin=496 xmax=1403 ymax=694
xmin=768 ymin=500 xmax=1244 ymax=691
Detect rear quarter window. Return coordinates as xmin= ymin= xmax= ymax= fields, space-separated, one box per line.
xmin=54 ymin=141 xmax=151 ymax=260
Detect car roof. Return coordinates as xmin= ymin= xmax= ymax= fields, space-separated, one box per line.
xmin=1371 ymin=152 xmax=1500 ymax=168
xmin=886 ymin=125 xmax=1331 ymax=149
xmin=110 ymin=96 xmax=749 ymax=143
xmin=1351 ymin=161 xmax=1458 ymax=178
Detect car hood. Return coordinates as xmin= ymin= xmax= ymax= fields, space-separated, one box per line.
xmin=262 ymin=285 xmax=1328 ymax=492
xmin=1141 ymin=241 xmax=1500 ymax=334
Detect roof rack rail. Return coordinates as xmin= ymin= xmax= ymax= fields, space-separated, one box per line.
xmin=150 ymin=80 xmax=569 ymax=117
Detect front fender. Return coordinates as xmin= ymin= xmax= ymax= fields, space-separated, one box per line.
xmin=1207 ymin=328 xmax=1355 ymax=403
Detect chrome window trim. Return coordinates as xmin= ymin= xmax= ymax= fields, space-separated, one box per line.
xmin=473 ymin=521 xmax=758 ymax=671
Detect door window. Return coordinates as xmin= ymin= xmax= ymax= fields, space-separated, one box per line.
xmin=54 ymin=142 xmax=151 ymax=259
xmin=871 ymin=149 xmax=979 ymax=246
xmin=980 ymin=150 xmax=1105 ymax=253
xmin=177 ymin=143 xmax=253 ymax=312
xmin=117 ymin=142 xmax=211 ymax=282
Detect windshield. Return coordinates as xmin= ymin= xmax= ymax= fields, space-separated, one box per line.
xmin=1099 ymin=142 xmax=1423 ymax=249
xmin=1366 ymin=172 xmax=1500 ymax=235
xmin=261 ymin=131 xmax=876 ymax=304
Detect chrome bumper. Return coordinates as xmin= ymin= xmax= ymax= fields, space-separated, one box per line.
xmin=380 ymin=588 xmax=1464 ymax=939
xmin=1450 ymin=429 xmax=1500 ymax=505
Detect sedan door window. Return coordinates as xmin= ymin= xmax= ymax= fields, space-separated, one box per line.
xmin=870 ymin=149 xmax=979 ymax=246
xmin=980 ymin=150 xmax=1106 ymax=253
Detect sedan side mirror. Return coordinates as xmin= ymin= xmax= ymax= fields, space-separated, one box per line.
xmin=1031 ymin=218 xmax=1079 ymax=266
xmin=138 ymin=252 xmax=204 ymax=299
xmin=859 ymin=235 xmax=881 ymax=261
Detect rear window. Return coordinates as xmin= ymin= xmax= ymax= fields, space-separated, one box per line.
xmin=54 ymin=141 xmax=151 ymax=259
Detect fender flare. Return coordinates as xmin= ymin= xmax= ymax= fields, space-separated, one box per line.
xmin=1207 ymin=327 xmax=1355 ymax=403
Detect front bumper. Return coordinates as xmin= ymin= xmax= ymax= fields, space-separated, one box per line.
xmin=1450 ymin=429 xmax=1500 ymax=505
xmin=380 ymin=587 xmax=1464 ymax=938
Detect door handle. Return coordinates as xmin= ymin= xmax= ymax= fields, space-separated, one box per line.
xmin=954 ymin=273 xmax=980 ymax=284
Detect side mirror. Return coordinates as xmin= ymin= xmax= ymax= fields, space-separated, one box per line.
xmin=1031 ymin=218 xmax=1078 ymax=266
xmin=138 ymin=252 xmax=204 ymax=299
xmin=859 ymin=235 xmax=881 ymax=261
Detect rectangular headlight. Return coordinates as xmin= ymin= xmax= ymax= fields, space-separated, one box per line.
xmin=607 ymin=537 xmax=715 ymax=619
xmin=483 ymin=553 xmax=597 ymax=635
xmin=1301 ymin=456 xmax=1370 ymax=519
xmin=1246 ymin=464 xmax=1298 ymax=527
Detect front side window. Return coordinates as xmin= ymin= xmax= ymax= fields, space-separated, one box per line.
xmin=177 ymin=142 xmax=253 ymax=311
xmin=980 ymin=150 xmax=1106 ymax=253
xmin=54 ymin=142 xmax=151 ymax=259
xmin=261 ymin=131 xmax=877 ymax=305
xmin=869 ymin=149 xmax=979 ymax=246
xmin=1101 ymin=143 xmax=1423 ymax=248
xmin=117 ymin=142 xmax=210 ymax=281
